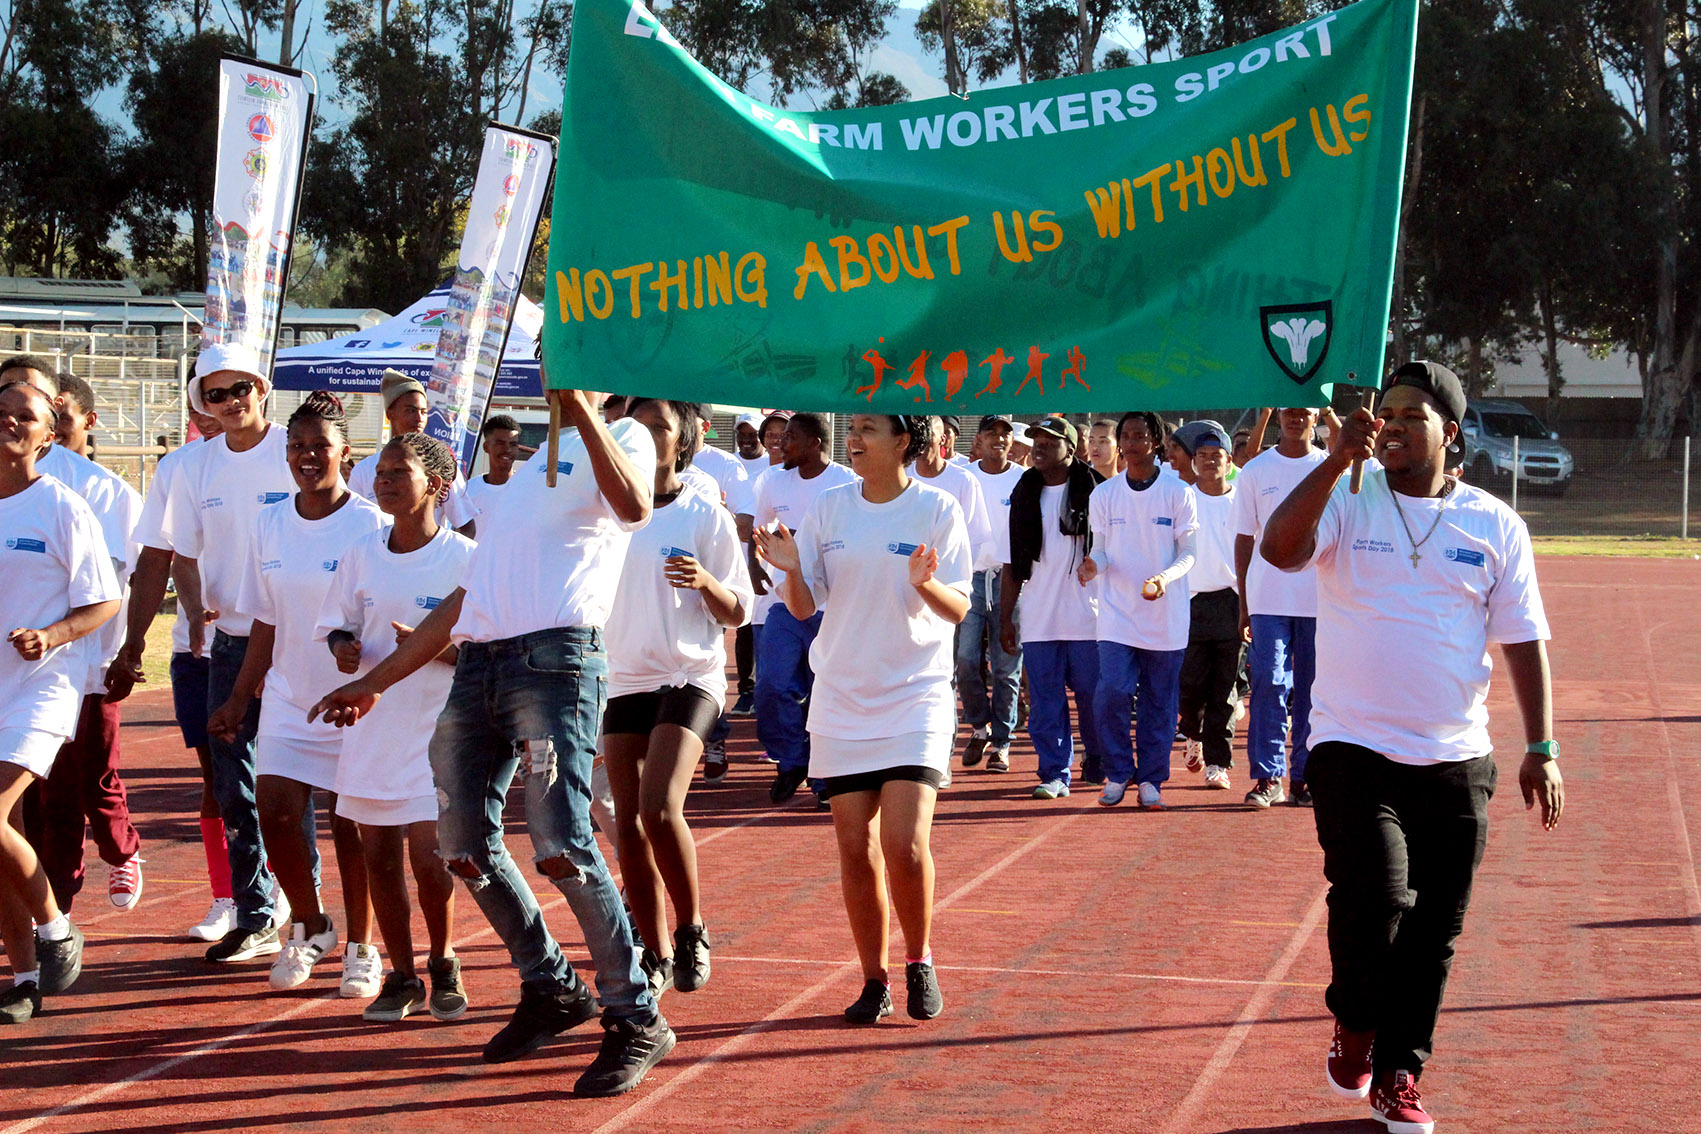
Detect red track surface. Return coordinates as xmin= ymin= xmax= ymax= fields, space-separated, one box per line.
xmin=2 ymin=557 xmax=1697 ymax=1133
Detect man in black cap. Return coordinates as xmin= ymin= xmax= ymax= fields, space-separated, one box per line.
xmin=1261 ymin=361 xmax=1562 ymax=1134
xmin=938 ymin=415 xmax=969 ymax=467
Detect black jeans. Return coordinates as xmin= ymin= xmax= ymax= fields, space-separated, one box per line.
xmin=1309 ymin=742 xmax=1496 ymax=1078
xmin=1179 ymin=591 xmax=1242 ymax=768
xmin=735 ymin=623 xmax=755 ymax=695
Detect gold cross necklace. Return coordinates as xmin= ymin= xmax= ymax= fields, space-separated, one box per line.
xmin=1388 ymin=476 xmax=1455 ymax=568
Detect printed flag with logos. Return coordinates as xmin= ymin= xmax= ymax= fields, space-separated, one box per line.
xmin=542 ymin=0 xmax=1417 ymax=411
xmin=424 ymin=123 xmax=557 ymax=474
xmin=205 ymin=57 xmax=314 ymax=366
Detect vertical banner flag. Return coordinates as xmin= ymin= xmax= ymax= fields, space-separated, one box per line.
xmin=543 ymin=0 xmax=1418 ymax=412
xmin=204 ymin=56 xmax=314 ymax=369
xmin=425 ymin=123 xmax=557 ymax=473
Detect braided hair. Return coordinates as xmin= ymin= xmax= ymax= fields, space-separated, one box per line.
xmin=1116 ymin=410 xmax=1164 ymax=447
xmin=287 ymin=390 xmax=348 ymax=444
xmin=383 ymin=432 xmax=458 ymax=504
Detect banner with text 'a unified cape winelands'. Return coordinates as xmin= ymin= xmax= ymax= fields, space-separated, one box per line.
xmin=543 ymin=0 xmax=1417 ymax=411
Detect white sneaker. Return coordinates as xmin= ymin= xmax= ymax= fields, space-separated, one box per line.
xmin=109 ymin=855 xmax=145 ymax=911
xmin=340 ymin=942 xmax=384 ymax=998
xmin=1184 ymin=740 xmax=1204 ymax=772
xmin=1137 ymin=782 xmax=1165 ymax=810
xmin=187 ymin=897 xmax=237 ymax=941
xmin=1204 ymin=765 xmax=1232 ymax=790
xmin=269 ymin=919 xmax=338 ymax=990
xmin=272 ymin=884 xmax=292 ymax=931
xmin=938 ymin=766 xmax=953 ymax=789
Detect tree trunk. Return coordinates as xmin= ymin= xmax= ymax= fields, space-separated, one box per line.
xmin=279 ymin=0 xmax=296 ymax=64
xmin=1389 ymin=93 xmax=1425 ymax=370
xmin=1078 ymin=0 xmax=1092 ymax=73
xmin=1540 ymin=278 xmax=1563 ymax=423
xmin=1638 ymin=0 xmax=1683 ymax=457
xmin=1462 ymin=336 xmax=1485 ymax=398
xmin=940 ymin=0 xmax=963 ymax=94
xmin=1008 ymin=0 xmax=1027 ymax=84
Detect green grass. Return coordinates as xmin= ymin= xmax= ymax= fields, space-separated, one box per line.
xmin=1533 ymin=534 xmax=1701 ymax=558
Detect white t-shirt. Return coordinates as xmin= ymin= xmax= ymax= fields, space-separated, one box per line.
xmin=0 ymin=477 xmax=120 ymax=737
xmin=751 ymin=461 xmax=858 ymax=624
xmin=606 ymin=482 xmax=753 ymax=701
xmin=316 ymin=525 xmax=474 ymax=800
xmin=915 ymin=461 xmax=991 ymax=572
xmin=680 ymin=463 xmax=721 ymax=505
xmin=1302 ymin=470 xmax=1550 ymax=765
xmin=238 ymin=493 xmax=389 ymax=742
xmin=1189 ymin=484 xmax=1239 ymax=595
xmin=1233 ymin=446 xmax=1330 ymax=617
xmin=38 ymin=446 xmax=142 ymax=694
xmin=795 ymin=481 xmax=972 ymax=743
xmin=155 ymin=425 xmax=294 ymax=638
xmin=737 ymin=453 xmax=771 ymax=483
xmin=134 ymin=442 xmax=199 ymax=655
xmin=965 ymin=460 xmax=1025 ymax=571
xmin=461 ymin=473 xmax=507 ymax=519
xmin=453 ymin=417 xmax=657 ymax=643
xmin=1087 ymin=472 xmax=1198 ymax=652
xmin=348 ymin=451 xmax=476 ymax=529
xmin=692 ymin=444 xmax=753 ymax=516
xmin=1017 ymin=483 xmax=1098 ymax=643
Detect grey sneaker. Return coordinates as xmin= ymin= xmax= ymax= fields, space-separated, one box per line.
xmin=38 ymin=923 xmax=85 ymax=994
xmin=428 ymin=955 xmax=468 ymax=1020
xmin=363 ymin=972 xmax=427 ymax=1022
xmin=640 ymin=949 xmax=673 ymax=1002
xmin=573 ymin=1013 xmax=677 ymax=1097
xmin=1098 ymin=780 xmax=1129 ymax=807
xmin=0 ymin=981 xmax=41 ymax=1024
xmin=1245 ymin=778 xmax=1287 ymax=809
xmin=1032 ymin=779 xmax=1069 ymax=800
xmin=905 ymin=961 xmax=943 ymax=1020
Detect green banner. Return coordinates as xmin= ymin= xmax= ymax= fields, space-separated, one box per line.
xmin=544 ymin=0 xmax=1418 ymax=411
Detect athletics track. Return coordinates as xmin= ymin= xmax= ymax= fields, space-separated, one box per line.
xmin=1 ymin=557 xmax=1696 ymax=1132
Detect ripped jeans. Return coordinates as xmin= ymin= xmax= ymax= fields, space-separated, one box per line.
xmin=428 ymin=627 xmax=653 ymax=1021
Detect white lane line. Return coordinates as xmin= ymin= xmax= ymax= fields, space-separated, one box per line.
xmin=587 ymin=811 xmax=1088 ymax=1134
xmin=707 ymin=953 xmax=1326 ymax=990
xmin=1158 ymin=884 xmax=1329 ymax=1134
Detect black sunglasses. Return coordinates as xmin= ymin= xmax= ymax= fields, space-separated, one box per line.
xmin=202 ymin=379 xmax=256 ymax=404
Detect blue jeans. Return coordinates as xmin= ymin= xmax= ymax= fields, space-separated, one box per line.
xmin=1247 ymin=614 xmax=1316 ymax=783
xmin=428 ymin=627 xmax=653 ymax=1021
xmin=755 ymin=606 xmax=822 ymax=775
xmin=956 ymin=570 xmax=1023 ymax=746
xmin=1094 ymin=642 xmax=1185 ymax=787
xmin=208 ymin=631 xmax=277 ymax=931
xmin=1024 ymin=640 xmax=1106 ymax=785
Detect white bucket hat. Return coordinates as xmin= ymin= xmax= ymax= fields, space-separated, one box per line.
xmin=190 ymin=342 xmax=271 ymax=414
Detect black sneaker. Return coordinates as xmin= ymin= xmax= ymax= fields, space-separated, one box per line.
xmin=672 ymin=924 xmax=710 ymax=993
xmin=205 ymin=923 xmax=282 ymax=964
xmin=905 ymin=962 xmax=943 ymax=1020
xmin=363 ymin=971 xmax=427 ymax=1022
xmin=844 ymin=980 xmax=892 ymax=1024
xmin=0 ymin=981 xmax=41 ymax=1024
xmin=769 ymin=766 xmax=808 ymax=803
xmin=1289 ymin=781 xmax=1314 ymax=807
xmin=703 ymin=739 xmax=729 ymax=785
xmin=428 ymin=955 xmax=468 ymax=1021
xmin=482 ymin=978 xmax=599 ymax=1064
xmin=573 ymin=1013 xmax=677 ymax=1097
xmin=961 ymin=734 xmax=988 ymax=767
xmin=730 ymin=692 xmax=755 ymax=717
xmin=1080 ymin=755 xmax=1106 ymax=786
xmin=38 ymin=923 xmax=85 ymax=994
xmin=640 ymin=949 xmax=674 ymax=1002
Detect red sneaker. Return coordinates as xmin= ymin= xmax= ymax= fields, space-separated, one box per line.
xmin=1370 ymin=1070 xmax=1434 ymax=1134
xmin=1326 ymin=1019 xmax=1375 ymax=1099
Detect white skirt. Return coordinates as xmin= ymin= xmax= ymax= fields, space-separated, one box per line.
xmin=0 ymin=727 xmax=66 ymax=778
xmin=335 ymin=793 xmax=438 ymax=826
xmin=808 ymin=731 xmax=952 ymax=780
xmin=256 ymin=733 xmax=340 ymax=791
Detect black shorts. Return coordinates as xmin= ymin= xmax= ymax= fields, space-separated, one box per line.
xmin=819 ymin=765 xmax=944 ymax=801
xmin=602 ymin=684 xmax=722 ymax=742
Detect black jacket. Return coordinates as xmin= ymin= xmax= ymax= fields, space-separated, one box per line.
xmin=1007 ymin=460 xmax=1103 ymax=584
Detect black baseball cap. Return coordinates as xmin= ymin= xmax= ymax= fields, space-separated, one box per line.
xmin=1386 ymin=361 xmax=1466 ymax=426
xmin=1026 ymin=416 xmax=1079 ymax=448
xmin=938 ymin=414 xmax=962 ymax=436
xmin=976 ymin=414 xmax=1014 ymax=434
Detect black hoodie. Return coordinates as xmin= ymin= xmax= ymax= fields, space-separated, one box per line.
xmin=1007 ymin=460 xmax=1103 ymax=584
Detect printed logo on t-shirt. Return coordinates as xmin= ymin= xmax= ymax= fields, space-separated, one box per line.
xmin=1154 ymin=517 xmax=1173 ymax=527
xmin=887 ymin=541 xmax=920 ymax=556
xmin=536 ymin=460 xmax=575 ymax=476
xmin=821 ymin=538 xmax=846 ymax=554
xmin=1350 ymin=538 xmax=1395 ymax=554
xmin=4 ymin=537 xmax=46 ymax=553
xmin=415 ymin=595 xmax=442 ymax=610
xmin=257 ymin=491 xmax=289 ymax=505
xmin=1444 ymin=547 xmax=1486 ymax=567
xmin=1000 ymin=496 xmax=1012 ymax=507
xmin=1107 ymin=517 xmax=1126 ymax=527
xmin=202 ymin=496 xmax=225 ymax=510
xmin=321 ymin=559 xmax=339 ymax=572
xmin=658 ymin=546 xmax=694 ymax=559
xmin=260 ymin=558 xmax=283 ymax=571
xmin=1260 ymin=485 xmax=1283 ymax=497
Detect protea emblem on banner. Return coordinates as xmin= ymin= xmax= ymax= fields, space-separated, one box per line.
xmin=424 ymin=123 xmax=558 ymax=474
xmin=1260 ymin=301 xmax=1334 ymax=384
xmin=204 ymin=56 xmax=314 ymax=367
